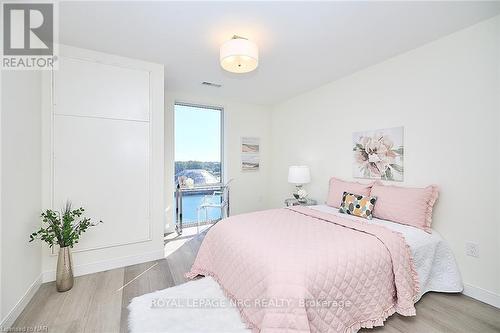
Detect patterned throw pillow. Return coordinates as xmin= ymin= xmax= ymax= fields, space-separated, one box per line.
xmin=339 ymin=192 xmax=377 ymax=220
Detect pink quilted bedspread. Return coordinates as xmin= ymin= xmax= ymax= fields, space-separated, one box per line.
xmin=187 ymin=206 xmax=419 ymax=333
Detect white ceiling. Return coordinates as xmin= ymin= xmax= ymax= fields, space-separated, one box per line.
xmin=60 ymin=1 xmax=500 ymax=105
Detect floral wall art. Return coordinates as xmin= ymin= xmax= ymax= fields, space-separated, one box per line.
xmin=352 ymin=127 xmax=404 ymax=181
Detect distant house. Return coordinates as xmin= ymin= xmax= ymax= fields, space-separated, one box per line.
xmin=175 ymin=169 xmax=219 ymax=186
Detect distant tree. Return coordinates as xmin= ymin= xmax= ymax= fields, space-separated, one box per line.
xmin=175 ymin=161 xmax=221 ymax=176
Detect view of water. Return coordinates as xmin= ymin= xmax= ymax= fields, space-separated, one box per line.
xmin=175 ymin=193 xmax=222 ymax=224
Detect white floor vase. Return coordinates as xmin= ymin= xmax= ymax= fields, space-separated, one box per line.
xmin=128 ymin=277 xmax=250 ymax=333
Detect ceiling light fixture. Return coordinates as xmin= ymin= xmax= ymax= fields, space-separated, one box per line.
xmin=220 ymin=35 xmax=258 ymax=74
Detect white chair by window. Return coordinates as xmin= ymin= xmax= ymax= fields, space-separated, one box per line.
xmin=196 ymin=179 xmax=233 ymax=233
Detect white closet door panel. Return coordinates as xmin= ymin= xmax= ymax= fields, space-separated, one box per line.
xmin=54 ymin=57 xmax=150 ymax=121
xmin=53 ymin=116 xmax=150 ymax=250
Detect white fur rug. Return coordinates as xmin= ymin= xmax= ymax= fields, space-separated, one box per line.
xmin=128 ymin=277 xmax=250 ymax=333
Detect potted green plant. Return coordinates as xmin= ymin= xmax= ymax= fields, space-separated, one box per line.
xmin=29 ymin=202 xmax=102 ymax=292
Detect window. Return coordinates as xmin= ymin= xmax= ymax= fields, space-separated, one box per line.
xmin=174 ymin=102 xmax=223 ymax=224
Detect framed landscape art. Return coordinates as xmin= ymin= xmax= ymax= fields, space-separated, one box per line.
xmin=241 ymin=137 xmax=260 ymax=171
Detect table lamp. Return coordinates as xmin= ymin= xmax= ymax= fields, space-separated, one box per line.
xmin=288 ymin=166 xmax=311 ymax=203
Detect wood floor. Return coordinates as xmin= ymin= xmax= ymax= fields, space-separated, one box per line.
xmin=13 ymin=230 xmax=500 ymax=333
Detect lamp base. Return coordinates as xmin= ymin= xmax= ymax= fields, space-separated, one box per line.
xmin=292 ymin=185 xmax=308 ymax=203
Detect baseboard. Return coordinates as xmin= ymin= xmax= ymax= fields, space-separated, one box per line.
xmin=0 ymin=273 xmax=43 ymax=329
xmin=42 ymin=249 xmax=165 ymax=283
xmin=463 ymin=283 xmax=500 ymax=308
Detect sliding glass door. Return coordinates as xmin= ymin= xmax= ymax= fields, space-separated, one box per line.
xmin=174 ymin=103 xmax=223 ymax=225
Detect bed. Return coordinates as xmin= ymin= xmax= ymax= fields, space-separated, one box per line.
xmin=187 ymin=204 xmax=462 ymax=333
xmin=309 ymin=205 xmax=463 ymax=300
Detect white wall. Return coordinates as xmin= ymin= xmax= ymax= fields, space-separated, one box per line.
xmin=164 ymin=91 xmax=272 ymax=232
xmin=270 ymin=16 xmax=500 ymax=298
xmin=1 ymin=71 xmax=43 ymax=326
xmin=0 ymin=71 xmax=2 ymax=323
xmin=41 ymin=46 xmax=165 ymax=281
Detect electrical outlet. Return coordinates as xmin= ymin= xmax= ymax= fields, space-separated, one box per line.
xmin=465 ymin=242 xmax=479 ymax=258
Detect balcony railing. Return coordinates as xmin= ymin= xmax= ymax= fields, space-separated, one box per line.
xmin=175 ymin=183 xmax=230 ymax=235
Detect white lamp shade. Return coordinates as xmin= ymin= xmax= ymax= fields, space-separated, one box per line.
xmin=288 ymin=166 xmax=311 ymax=184
xmin=220 ymin=37 xmax=258 ymax=73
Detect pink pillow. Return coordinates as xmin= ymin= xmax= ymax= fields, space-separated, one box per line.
xmin=326 ymin=177 xmax=375 ymax=208
xmin=370 ymin=184 xmax=439 ymax=233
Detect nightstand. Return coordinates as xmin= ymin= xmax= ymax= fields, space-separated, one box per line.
xmin=284 ymin=198 xmax=318 ymax=207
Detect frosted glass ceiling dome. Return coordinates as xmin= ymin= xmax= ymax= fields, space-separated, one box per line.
xmin=220 ymin=35 xmax=259 ymax=74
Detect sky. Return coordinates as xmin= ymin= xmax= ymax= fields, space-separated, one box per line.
xmin=174 ymin=104 xmax=221 ymax=162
